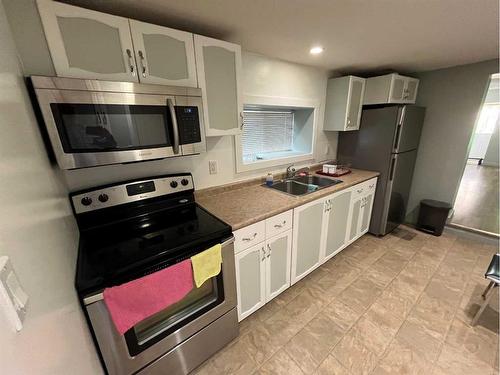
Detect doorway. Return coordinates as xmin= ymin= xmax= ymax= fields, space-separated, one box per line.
xmin=451 ymin=74 xmax=499 ymax=235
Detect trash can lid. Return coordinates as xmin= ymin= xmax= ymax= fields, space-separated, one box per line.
xmin=421 ymin=199 xmax=452 ymax=209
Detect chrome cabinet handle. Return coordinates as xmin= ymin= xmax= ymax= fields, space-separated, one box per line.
xmin=242 ymin=233 xmax=258 ymax=241
xmin=138 ymin=50 xmax=147 ymax=77
xmin=167 ymin=98 xmax=180 ymax=155
xmin=126 ymin=49 xmax=135 ymax=76
xmin=240 ymin=112 xmax=244 ymax=129
xmin=266 ymin=244 xmax=271 ymax=258
xmin=357 ymin=188 xmax=363 ymax=194
xmin=261 ymin=247 xmax=265 ymax=261
xmin=369 ymin=184 xmax=375 ymax=188
xmin=274 ymin=220 xmax=286 ymax=229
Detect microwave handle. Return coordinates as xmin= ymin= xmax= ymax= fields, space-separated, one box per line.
xmin=167 ymin=98 xmax=180 ymax=155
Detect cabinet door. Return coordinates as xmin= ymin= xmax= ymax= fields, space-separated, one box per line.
xmin=346 ymin=78 xmax=365 ymax=130
xmin=323 ymin=190 xmax=352 ymax=261
xmin=235 ymin=243 xmax=266 ymax=321
xmin=37 ymin=0 xmax=138 ymax=82
xmin=291 ymin=199 xmax=326 ymax=284
xmin=360 ymin=193 xmax=375 ymax=234
xmin=194 ymin=35 xmax=243 ymax=136
xmin=389 ymin=75 xmax=405 ymax=102
xmin=404 ymin=78 xmax=419 ymax=103
xmin=348 ymin=197 xmax=362 ymax=243
xmin=265 ymin=230 xmax=292 ymax=302
xmin=129 ymin=20 xmax=197 ymax=87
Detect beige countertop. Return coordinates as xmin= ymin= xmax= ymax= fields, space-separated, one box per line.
xmin=196 ymin=168 xmax=379 ymax=230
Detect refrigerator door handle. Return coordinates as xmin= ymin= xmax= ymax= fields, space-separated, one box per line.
xmin=393 ymin=106 xmax=406 ymax=152
xmin=389 ymin=155 xmax=397 ymax=181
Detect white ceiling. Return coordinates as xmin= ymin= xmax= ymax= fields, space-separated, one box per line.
xmin=62 ymin=0 xmax=499 ymax=74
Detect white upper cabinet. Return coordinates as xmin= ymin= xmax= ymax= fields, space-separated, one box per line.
xmin=37 ymin=0 xmax=138 ymax=82
xmin=194 ymin=35 xmax=243 ymax=137
xmin=129 ymin=20 xmax=197 ymax=87
xmin=364 ymin=73 xmax=419 ymax=105
xmin=324 ymin=76 xmax=366 ymax=131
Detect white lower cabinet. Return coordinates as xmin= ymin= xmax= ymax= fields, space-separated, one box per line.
xmin=291 ymin=198 xmax=327 ymax=285
xmin=348 ymin=178 xmax=377 ymax=242
xmin=323 ymin=189 xmax=353 ymax=261
xmin=265 ymin=230 xmax=292 ymax=301
xmin=235 ymin=242 xmax=266 ymax=321
xmin=236 ymin=230 xmax=292 ymax=321
xmin=235 ymin=178 xmax=377 ymax=320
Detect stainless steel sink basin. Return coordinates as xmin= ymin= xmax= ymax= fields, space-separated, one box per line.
xmin=266 ymin=175 xmax=342 ymax=196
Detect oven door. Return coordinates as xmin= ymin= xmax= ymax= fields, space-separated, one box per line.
xmin=34 ymin=89 xmax=182 ymax=169
xmin=84 ymin=238 xmax=237 ymax=375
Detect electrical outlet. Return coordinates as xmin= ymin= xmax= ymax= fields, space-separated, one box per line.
xmin=209 ymin=160 xmax=218 ymax=175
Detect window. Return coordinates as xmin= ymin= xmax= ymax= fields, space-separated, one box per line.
xmin=242 ymin=110 xmax=294 ymax=162
xmin=235 ymin=96 xmax=319 ymax=173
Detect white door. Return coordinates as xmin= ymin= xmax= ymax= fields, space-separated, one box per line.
xmin=403 ymin=78 xmax=419 ymax=103
xmin=194 ymin=35 xmax=243 ymax=136
xmin=389 ymin=75 xmax=406 ymax=103
xmin=37 ymin=0 xmax=138 ymax=82
xmin=265 ymin=230 xmax=292 ymax=302
xmin=235 ymin=242 xmax=266 ymax=321
xmin=129 ymin=20 xmax=197 ymax=87
xmin=323 ymin=190 xmax=353 ymax=261
xmin=291 ymin=198 xmax=327 ymax=284
xmin=346 ymin=77 xmax=366 ymax=130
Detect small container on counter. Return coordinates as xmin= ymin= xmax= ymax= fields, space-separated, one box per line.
xmin=265 ymin=173 xmax=274 ymax=186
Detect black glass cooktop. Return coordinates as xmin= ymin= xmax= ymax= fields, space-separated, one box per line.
xmin=75 ymin=203 xmax=231 ymax=296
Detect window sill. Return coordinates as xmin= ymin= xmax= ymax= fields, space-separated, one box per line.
xmin=237 ymin=150 xmax=314 ymax=173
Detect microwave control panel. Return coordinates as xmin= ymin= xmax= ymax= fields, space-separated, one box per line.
xmin=175 ymin=106 xmax=201 ymax=144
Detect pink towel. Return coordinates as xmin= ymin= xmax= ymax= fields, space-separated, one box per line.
xmin=103 ymin=259 xmax=194 ymax=334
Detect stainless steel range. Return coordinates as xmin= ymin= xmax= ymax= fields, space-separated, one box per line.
xmin=71 ymin=173 xmax=238 ymax=375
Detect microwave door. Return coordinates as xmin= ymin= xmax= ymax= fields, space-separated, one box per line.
xmin=35 ymin=89 xmax=180 ymax=169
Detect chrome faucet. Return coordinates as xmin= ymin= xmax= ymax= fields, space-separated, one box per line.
xmin=286 ymin=164 xmax=310 ymax=179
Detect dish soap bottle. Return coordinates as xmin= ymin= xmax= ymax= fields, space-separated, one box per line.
xmin=265 ymin=173 xmax=274 ymax=186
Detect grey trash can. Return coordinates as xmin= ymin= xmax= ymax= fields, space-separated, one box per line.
xmin=417 ymin=199 xmax=452 ymax=236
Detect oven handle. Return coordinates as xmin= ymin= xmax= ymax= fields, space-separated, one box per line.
xmin=167 ymin=98 xmax=180 ymax=155
xmin=82 ymin=236 xmax=235 ymax=306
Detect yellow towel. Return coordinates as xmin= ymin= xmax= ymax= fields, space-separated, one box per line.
xmin=191 ymin=244 xmax=222 ymax=288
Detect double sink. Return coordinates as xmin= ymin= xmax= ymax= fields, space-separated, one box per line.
xmin=266 ymin=175 xmax=342 ymax=196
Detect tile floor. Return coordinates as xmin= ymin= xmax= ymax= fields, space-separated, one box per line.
xmin=452 ymin=162 xmax=499 ymax=234
xmin=194 ymin=226 xmax=499 ymax=375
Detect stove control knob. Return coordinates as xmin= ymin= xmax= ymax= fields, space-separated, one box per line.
xmin=170 ymin=181 xmax=178 ymax=188
xmin=98 ymin=194 xmax=109 ymax=203
xmin=81 ymin=197 xmax=92 ymax=206
xmin=181 ymin=178 xmax=189 ymax=186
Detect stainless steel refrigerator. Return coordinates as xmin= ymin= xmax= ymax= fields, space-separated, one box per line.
xmin=338 ymin=105 xmax=426 ymax=236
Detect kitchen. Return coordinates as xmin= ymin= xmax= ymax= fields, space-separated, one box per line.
xmin=0 ymin=1 xmax=498 ymax=374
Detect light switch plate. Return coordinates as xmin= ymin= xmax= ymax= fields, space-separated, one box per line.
xmin=0 ymin=256 xmax=27 ymax=331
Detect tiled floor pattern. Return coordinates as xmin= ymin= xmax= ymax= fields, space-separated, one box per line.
xmin=194 ymin=226 xmax=499 ymax=375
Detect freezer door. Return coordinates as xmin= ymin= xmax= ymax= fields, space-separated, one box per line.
xmin=382 ymin=150 xmax=418 ymax=235
xmin=393 ymin=106 xmax=425 ymax=153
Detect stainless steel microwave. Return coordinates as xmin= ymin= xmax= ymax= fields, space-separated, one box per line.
xmin=29 ymin=76 xmax=206 ymax=170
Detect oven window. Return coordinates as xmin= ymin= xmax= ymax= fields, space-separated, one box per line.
xmin=124 ymin=272 xmax=224 ymax=356
xmin=50 ymin=104 xmax=172 ymax=152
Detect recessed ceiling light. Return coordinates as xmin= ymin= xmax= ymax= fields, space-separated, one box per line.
xmin=310 ymin=46 xmax=324 ymax=55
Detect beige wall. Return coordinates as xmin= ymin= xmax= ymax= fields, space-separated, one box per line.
xmin=407 ymin=59 xmax=499 ymax=222
xmin=0 ymin=1 xmax=102 ymax=374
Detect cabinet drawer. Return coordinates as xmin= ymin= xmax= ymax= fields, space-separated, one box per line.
xmin=352 ymin=178 xmax=377 ymax=199
xmin=234 ymin=221 xmax=266 ymax=253
xmin=365 ymin=178 xmax=377 ymax=193
xmin=265 ymin=210 xmax=293 ymax=238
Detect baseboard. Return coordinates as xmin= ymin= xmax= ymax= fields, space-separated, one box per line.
xmin=445 ymin=223 xmax=499 ymax=246
xmin=481 ymin=162 xmax=499 ymax=167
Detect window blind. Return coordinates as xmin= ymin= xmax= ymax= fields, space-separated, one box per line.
xmin=242 ymin=110 xmax=294 ymax=161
